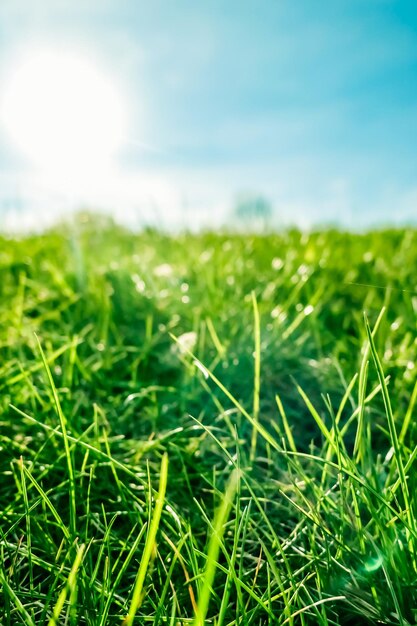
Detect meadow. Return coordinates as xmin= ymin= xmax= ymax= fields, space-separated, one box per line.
xmin=1 ymin=214 xmax=417 ymax=625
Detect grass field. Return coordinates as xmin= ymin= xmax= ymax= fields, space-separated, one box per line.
xmin=1 ymin=213 xmax=417 ymax=625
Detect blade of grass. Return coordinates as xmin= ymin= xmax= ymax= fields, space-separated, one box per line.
xmin=354 ymin=307 xmax=385 ymax=463
xmin=0 ymin=566 xmax=36 ymax=626
xmin=47 ymin=543 xmax=85 ymax=626
xmin=21 ymin=462 xmax=71 ymax=541
xmin=364 ymin=312 xmax=417 ymax=566
xmin=35 ymin=334 xmax=77 ymax=537
xmin=192 ymin=468 xmax=240 ymax=626
xmin=250 ymin=291 xmax=261 ymax=464
xmin=123 ymin=452 xmax=169 ymax=626
xmin=276 ymin=392 xmax=297 ymax=453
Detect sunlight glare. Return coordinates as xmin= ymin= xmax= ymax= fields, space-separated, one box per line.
xmin=1 ymin=49 xmax=126 ymax=178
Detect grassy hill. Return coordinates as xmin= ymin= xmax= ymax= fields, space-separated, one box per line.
xmin=1 ymin=214 xmax=417 ymax=625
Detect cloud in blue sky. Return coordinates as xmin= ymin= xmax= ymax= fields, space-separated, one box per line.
xmin=1 ymin=0 xmax=417 ymax=228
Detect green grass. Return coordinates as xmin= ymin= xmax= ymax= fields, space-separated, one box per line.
xmin=1 ymin=213 xmax=417 ymax=624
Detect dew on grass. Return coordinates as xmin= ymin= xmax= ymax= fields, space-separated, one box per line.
xmin=132 ymin=273 xmax=145 ymax=292
xmin=271 ymin=306 xmax=287 ymax=324
xmin=304 ymin=304 xmax=314 ymax=316
xmin=384 ymin=447 xmax=394 ymax=462
xmin=271 ymin=305 xmax=281 ymax=319
xmin=194 ymin=359 xmax=209 ymax=379
xmin=154 ymin=263 xmax=173 ymax=277
xmin=364 ymin=555 xmax=383 ymax=573
xmin=297 ymin=263 xmax=309 ymax=276
xmin=272 ymin=257 xmax=284 ymax=270
xmin=174 ymin=331 xmax=197 ymax=354
xmin=199 ymin=249 xmax=213 ymax=263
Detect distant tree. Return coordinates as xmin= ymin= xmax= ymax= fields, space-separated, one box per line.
xmin=233 ymin=192 xmax=273 ymax=229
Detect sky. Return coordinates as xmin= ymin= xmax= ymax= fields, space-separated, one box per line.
xmin=1 ymin=0 xmax=417 ymax=230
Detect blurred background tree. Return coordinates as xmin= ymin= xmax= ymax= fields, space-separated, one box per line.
xmin=233 ymin=192 xmax=273 ymax=229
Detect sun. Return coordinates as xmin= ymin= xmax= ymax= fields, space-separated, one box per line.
xmin=1 ymin=48 xmax=126 ymax=177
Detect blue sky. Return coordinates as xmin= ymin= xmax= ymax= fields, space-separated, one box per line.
xmin=1 ymin=0 xmax=417 ymax=229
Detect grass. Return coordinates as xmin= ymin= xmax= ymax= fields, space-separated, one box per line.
xmin=1 ymin=213 xmax=417 ymax=624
